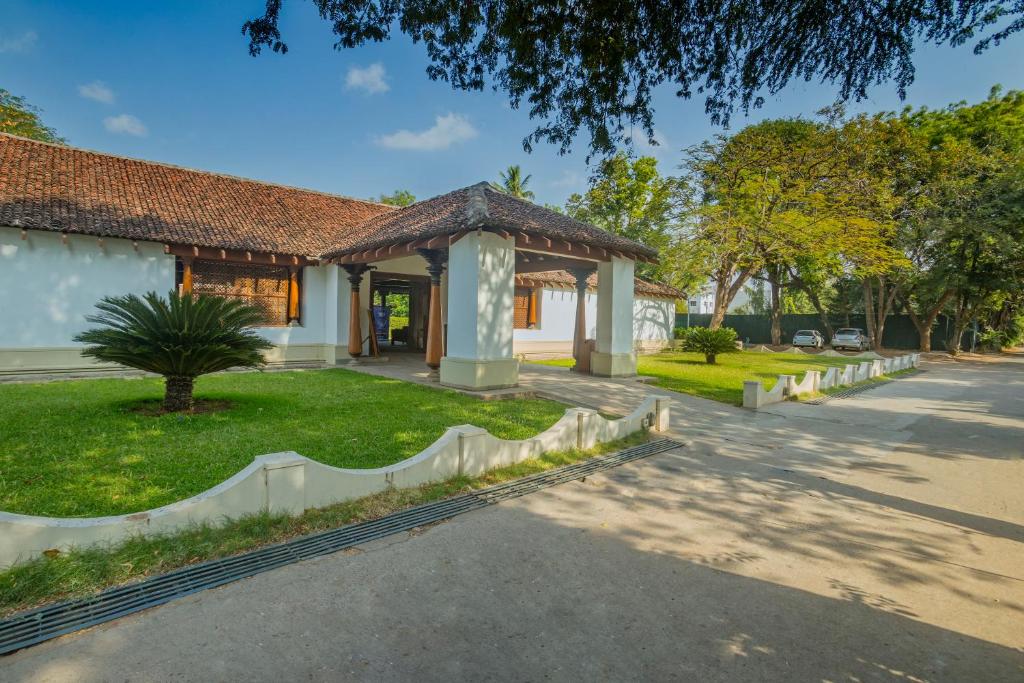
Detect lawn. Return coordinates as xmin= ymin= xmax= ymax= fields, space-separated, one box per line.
xmin=533 ymin=350 xmax=859 ymax=406
xmin=0 ymin=369 xmax=566 ymax=518
xmin=0 ymin=432 xmax=647 ymax=617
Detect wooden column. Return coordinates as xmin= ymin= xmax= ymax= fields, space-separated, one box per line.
xmin=526 ymin=289 xmax=538 ymax=328
xmin=342 ymin=264 xmax=370 ymax=358
xmin=418 ymin=249 xmax=447 ymax=370
xmin=181 ymin=257 xmax=194 ymax=295
xmin=570 ymin=268 xmax=595 ymax=374
xmin=287 ymin=267 xmax=300 ymax=322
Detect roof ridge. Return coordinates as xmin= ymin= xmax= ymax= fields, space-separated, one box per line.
xmin=465 ymin=181 xmax=491 ymax=225
xmin=0 ymin=132 xmax=395 ymax=210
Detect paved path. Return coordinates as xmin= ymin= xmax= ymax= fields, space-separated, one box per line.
xmin=4 ymin=358 xmax=1023 ymax=681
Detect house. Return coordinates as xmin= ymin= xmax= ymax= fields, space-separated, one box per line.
xmin=0 ymin=134 xmax=678 ymax=389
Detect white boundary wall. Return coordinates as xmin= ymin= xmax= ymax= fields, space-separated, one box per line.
xmin=743 ymin=353 xmax=919 ymax=409
xmin=0 ymin=396 xmax=671 ymax=567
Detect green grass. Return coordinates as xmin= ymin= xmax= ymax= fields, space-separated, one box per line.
xmin=0 ymin=432 xmax=647 ymax=617
xmin=531 ymin=350 xmax=862 ymax=406
xmin=0 ymin=369 xmax=567 ymax=518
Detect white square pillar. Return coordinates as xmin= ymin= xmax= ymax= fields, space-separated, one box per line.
xmin=593 ymin=256 xmax=637 ymax=377
xmin=441 ymin=231 xmax=519 ymax=389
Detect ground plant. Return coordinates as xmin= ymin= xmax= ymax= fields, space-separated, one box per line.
xmin=681 ymin=326 xmax=739 ymax=364
xmin=74 ymin=292 xmax=273 ymax=412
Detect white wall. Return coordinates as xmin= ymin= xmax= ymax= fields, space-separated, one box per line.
xmin=446 ymin=232 xmax=515 ymax=361
xmin=0 ymin=227 xmax=174 ymax=348
xmin=512 ymin=284 xmax=674 ymax=354
xmin=0 ymin=227 xmax=340 ymax=372
xmin=512 ymin=287 xmax=598 ymax=342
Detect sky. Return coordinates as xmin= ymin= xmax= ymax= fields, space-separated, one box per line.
xmin=3 ymin=1 xmax=1024 ymax=207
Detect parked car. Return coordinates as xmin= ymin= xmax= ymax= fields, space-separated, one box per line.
xmin=792 ymin=329 xmax=825 ymax=349
xmin=831 ymin=327 xmax=870 ymax=351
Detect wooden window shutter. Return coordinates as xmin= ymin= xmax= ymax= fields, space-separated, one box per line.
xmin=513 ymin=287 xmax=531 ymax=329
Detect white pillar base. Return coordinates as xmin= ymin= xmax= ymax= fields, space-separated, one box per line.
xmin=590 ymin=351 xmax=637 ymax=377
xmin=440 ymin=356 xmax=520 ymax=390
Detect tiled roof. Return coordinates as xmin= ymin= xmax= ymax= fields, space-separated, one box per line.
xmin=515 ymin=270 xmax=681 ymax=299
xmin=321 ymin=182 xmax=658 ymax=260
xmin=0 ymin=134 xmax=393 ymax=257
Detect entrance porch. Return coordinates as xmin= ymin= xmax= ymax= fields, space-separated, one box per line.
xmin=323 ymin=182 xmax=657 ymax=390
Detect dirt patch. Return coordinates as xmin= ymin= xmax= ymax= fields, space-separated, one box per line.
xmin=128 ymin=399 xmax=234 ymax=416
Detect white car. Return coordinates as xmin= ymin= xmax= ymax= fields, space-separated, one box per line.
xmin=792 ymin=330 xmax=825 ymax=349
xmin=831 ymin=328 xmax=870 ymax=351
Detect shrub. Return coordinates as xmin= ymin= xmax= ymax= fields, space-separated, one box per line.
xmin=673 ymin=326 xmax=688 ymax=340
xmin=682 ymin=326 xmax=738 ymax=364
xmin=74 ymin=291 xmax=273 ymax=412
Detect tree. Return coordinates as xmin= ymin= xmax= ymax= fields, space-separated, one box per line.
xmin=895 ymin=87 xmax=1024 ymax=350
xmin=1 ymin=88 xmax=65 ymax=144
xmin=495 ymin=165 xmax=535 ymax=200
xmin=377 ymin=189 xmax=416 ymax=207
xmin=566 ymin=153 xmax=686 ymax=280
xmin=676 ymin=115 xmax=901 ymax=331
xmin=73 ymin=292 xmax=273 ymax=412
xmin=243 ymin=1 xmax=1024 ymax=156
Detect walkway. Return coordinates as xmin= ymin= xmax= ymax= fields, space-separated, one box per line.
xmin=4 ymin=357 xmax=1023 ymax=681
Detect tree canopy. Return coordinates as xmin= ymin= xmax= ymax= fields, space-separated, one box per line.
xmin=495 ymin=165 xmax=534 ymax=199
xmin=0 ymin=88 xmax=65 ymax=144
xmin=566 ymin=153 xmax=685 ymax=280
xmin=377 ymin=189 xmax=417 ymax=207
xmin=244 ymin=0 xmax=1024 ymax=155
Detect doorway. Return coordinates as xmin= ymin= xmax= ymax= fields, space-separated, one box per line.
xmin=371 ymin=272 xmax=431 ymax=352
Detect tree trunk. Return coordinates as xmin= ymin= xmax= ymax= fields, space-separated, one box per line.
xmin=901 ymin=289 xmax=953 ymax=352
xmin=862 ymin=279 xmax=876 ymax=347
xmin=164 ymin=376 xmax=195 ymax=412
xmin=705 ymin=353 xmax=717 ymax=364
xmin=709 ymin=268 xmax=752 ymax=330
xmin=770 ymin=276 xmax=782 ymax=348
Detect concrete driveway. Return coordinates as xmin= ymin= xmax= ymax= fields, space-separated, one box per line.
xmin=3 ymin=357 xmax=1023 ymax=681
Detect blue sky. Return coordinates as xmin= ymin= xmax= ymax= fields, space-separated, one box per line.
xmin=3 ymin=1 xmax=1023 ymax=207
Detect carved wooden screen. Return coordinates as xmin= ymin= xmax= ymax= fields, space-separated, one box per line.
xmin=191 ymin=260 xmax=290 ymax=326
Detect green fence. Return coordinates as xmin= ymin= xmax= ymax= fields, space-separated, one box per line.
xmin=675 ymin=313 xmax=962 ymax=350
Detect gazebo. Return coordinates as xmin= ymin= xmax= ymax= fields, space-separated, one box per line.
xmin=322 ymin=182 xmax=657 ymax=390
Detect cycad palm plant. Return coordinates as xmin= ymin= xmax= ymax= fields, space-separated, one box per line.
xmin=74 ymin=292 xmax=273 ymax=412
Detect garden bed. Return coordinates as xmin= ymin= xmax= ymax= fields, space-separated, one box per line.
xmin=0 ymin=369 xmax=566 ymax=518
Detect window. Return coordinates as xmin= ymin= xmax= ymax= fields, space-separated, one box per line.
xmin=513 ymin=287 xmax=539 ymax=330
xmin=185 ymin=259 xmax=299 ymax=326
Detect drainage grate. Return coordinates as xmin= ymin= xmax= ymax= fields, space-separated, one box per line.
xmin=804 ymin=369 xmax=922 ymax=405
xmin=0 ymin=438 xmax=681 ymax=655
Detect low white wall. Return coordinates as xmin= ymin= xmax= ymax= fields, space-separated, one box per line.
xmin=742 ymin=353 xmax=919 ymax=409
xmin=0 ymin=395 xmax=671 ymax=567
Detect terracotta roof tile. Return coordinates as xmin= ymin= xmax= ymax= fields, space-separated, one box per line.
xmin=0 ymin=134 xmax=393 ymax=256
xmin=322 ymin=182 xmax=657 ymax=259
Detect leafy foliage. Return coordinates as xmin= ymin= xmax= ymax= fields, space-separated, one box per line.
xmin=377 ymin=189 xmax=416 ymax=206
xmin=0 ymin=88 xmax=65 ymax=144
xmin=73 ymin=292 xmax=274 ymax=411
xmin=495 ymin=165 xmax=535 ymax=199
xmin=567 ymin=154 xmax=686 ymax=280
xmin=681 ymin=326 xmax=739 ymax=364
xmin=242 ymin=1 xmax=1024 ymax=156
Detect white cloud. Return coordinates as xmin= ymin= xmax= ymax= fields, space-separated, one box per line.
xmin=635 ymin=128 xmax=668 ymax=151
xmin=0 ymin=30 xmax=38 ymax=53
xmin=376 ymin=113 xmax=478 ymax=151
xmin=78 ymin=81 xmax=115 ymax=104
xmin=345 ymin=63 xmax=389 ymax=94
xmin=551 ymin=170 xmax=583 ymax=189
xmin=104 ymin=114 xmax=148 ymax=137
